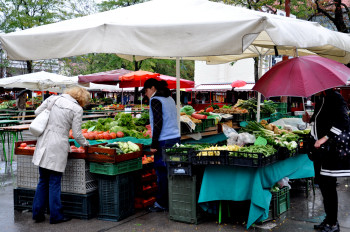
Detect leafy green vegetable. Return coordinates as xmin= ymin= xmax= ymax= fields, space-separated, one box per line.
xmin=134 ymin=112 xmax=150 ymax=126
xmin=180 ymin=105 xmax=195 ymax=115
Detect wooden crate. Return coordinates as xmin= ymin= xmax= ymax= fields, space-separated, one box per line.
xmin=87 ymin=143 xmax=143 ymax=163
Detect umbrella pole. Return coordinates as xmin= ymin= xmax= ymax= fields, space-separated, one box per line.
xmin=256 ymin=55 xmax=264 ymax=122
xmin=176 ymin=57 xmax=181 ymax=130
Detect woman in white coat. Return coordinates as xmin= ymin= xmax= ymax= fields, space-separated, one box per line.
xmin=32 ymin=86 xmax=90 ymax=224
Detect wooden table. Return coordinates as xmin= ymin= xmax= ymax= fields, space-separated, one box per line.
xmin=0 ymin=124 xmax=29 ymax=164
xmin=11 ymin=115 xmax=36 ymax=119
xmin=82 ymin=114 xmax=109 ymax=121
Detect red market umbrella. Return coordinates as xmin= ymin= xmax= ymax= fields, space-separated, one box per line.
xmin=119 ymin=71 xmax=195 ymax=89
xmin=119 ymin=70 xmax=160 ymax=88
xmin=158 ymin=74 xmax=195 ymax=89
xmin=252 ymin=55 xmax=350 ymax=98
xmin=78 ymin=68 xmax=132 ymax=85
xmin=231 ymin=80 xmax=247 ymax=88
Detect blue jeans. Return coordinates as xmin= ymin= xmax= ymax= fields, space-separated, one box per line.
xmin=154 ymin=137 xmax=180 ymax=208
xmin=32 ymin=167 xmax=63 ymax=223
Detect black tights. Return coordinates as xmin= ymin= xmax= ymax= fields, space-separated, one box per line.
xmin=319 ymin=174 xmax=338 ymax=225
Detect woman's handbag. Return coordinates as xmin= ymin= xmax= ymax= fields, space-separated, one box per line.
xmin=29 ymin=97 xmax=60 ymax=137
xmin=332 ymin=129 xmax=350 ymax=157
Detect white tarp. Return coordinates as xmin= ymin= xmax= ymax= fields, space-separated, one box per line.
xmin=0 ymin=0 xmax=350 ymax=64
xmin=194 ymin=84 xmax=233 ymax=92
xmin=234 ymin=83 xmax=255 ymax=92
xmin=87 ymin=83 xmax=134 ymax=92
xmin=0 ymin=71 xmax=82 ymax=92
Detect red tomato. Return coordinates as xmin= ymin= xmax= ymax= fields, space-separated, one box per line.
xmin=81 ymin=129 xmax=88 ymax=133
xmin=105 ymin=134 xmax=112 ymax=140
xmin=97 ymin=134 xmax=104 ymax=139
xmin=117 ymin=131 xmax=124 ymax=138
xmin=20 ymin=143 xmax=27 ymax=147
xmin=110 ymin=132 xmax=117 ymax=139
xmin=87 ymin=133 xmax=95 ymax=140
xmin=82 ymin=133 xmax=88 ymax=139
xmin=70 ymin=145 xmax=78 ymax=149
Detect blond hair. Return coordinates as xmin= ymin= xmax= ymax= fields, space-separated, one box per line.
xmin=64 ymin=86 xmax=90 ymax=107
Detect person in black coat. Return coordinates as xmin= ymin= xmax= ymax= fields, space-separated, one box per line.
xmin=303 ymin=89 xmax=350 ymax=232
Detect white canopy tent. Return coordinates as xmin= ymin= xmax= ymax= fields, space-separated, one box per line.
xmin=0 ymin=71 xmax=83 ymax=93
xmin=1 ymin=0 xmax=350 ymax=122
xmin=1 ymin=0 xmax=349 ymax=63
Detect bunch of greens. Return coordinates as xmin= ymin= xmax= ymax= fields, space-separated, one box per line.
xmin=114 ymin=113 xmax=135 ymax=130
xmin=222 ymin=105 xmax=232 ymax=109
xmin=133 ymin=112 xmax=150 ymax=126
xmin=236 ymin=98 xmax=277 ymax=115
xmin=238 ymin=144 xmax=277 ymax=157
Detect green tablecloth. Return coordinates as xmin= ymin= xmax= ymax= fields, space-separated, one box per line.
xmin=70 ymin=133 xmax=227 ymax=147
xmin=183 ymin=133 xmax=227 ymax=144
xmin=70 ymin=136 xmax=152 ymax=147
xmin=198 ymin=154 xmax=314 ymax=228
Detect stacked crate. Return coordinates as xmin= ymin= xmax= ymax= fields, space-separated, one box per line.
xmin=14 ymin=155 xmax=98 ymax=219
xmin=134 ymin=163 xmax=157 ymax=209
xmin=88 ymin=144 xmax=143 ymax=222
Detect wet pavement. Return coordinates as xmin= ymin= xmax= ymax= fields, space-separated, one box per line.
xmin=1 ymin=131 xmax=350 ymax=232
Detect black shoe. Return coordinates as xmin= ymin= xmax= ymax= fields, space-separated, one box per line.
xmin=50 ymin=216 xmax=72 ymax=224
xmin=34 ymin=215 xmax=45 ymax=223
xmin=148 ymin=205 xmax=167 ymax=212
xmin=321 ymin=223 xmax=340 ymax=232
xmin=314 ymin=220 xmax=328 ymax=230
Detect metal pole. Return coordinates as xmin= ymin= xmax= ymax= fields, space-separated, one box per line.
xmin=176 ymin=57 xmax=181 ymax=130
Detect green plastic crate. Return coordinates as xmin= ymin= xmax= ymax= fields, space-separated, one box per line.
xmin=275 ymin=102 xmax=288 ymax=114
xmin=203 ymin=118 xmax=216 ymax=128
xmin=258 ymin=186 xmax=290 ymax=223
xmin=97 ymin=173 xmax=135 ymax=221
xmin=168 ymin=175 xmax=205 ymax=224
xmin=90 ymin=158 xmax=142 ymax=175
xmin=193 ymin=123 xmax=205 ymax=133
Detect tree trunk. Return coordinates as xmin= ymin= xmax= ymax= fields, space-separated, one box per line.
xmin=26 ymin=60 xmax=33 ymax=73
xmin=254 ymin=57 xmax=259 ymax=83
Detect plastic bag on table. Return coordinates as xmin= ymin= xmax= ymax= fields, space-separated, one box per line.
xmin=222 ymin=124 xmax=238 ymax=138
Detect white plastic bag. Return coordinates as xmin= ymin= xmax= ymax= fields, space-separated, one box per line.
xmin=277 ymin=177 xmax=291 ymax=189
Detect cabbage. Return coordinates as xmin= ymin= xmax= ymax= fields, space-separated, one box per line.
xmin=180 ymin=105 xmax=195 ymax=115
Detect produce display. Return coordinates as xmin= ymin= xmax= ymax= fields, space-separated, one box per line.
xmin=97 ymin=141 xmax=141 ymax=154
xmin=212 ymin=106 xmax=248 ymax=114
xmin=80 ymin=112 xmax=151 ymax=139
xmin=17 ymin=143 xmax=36 ymax=150
xmin=241 ymin=120 xmax=299 ymax=152
xmin=235 ymin=98 xmax=277 ymax=116
xmin=142 ymin=155 xmax=154 ymax=164
xmin=0 ymin=100 xmax=16 ymax=109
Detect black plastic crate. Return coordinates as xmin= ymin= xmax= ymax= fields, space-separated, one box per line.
xmin=162 ymin=146 xmax=194 ymax=163
xmin=277 ymin=147 xmax=298 ymax=160
xmin=167 ymin=161 xmax=192 ymax=176
xmin=191 ymin=150 xmax=227 ymax=166
xmin=168 ymin=175 xmax=206 ymax=224
xmin=13 ymin=188 xmax=98 ymax=219
xmin=97 ymin=173 xmax=135 ymax=222
xmin=226 ymin=151 xmax=279 ymax=167
xmin=231 ymin=113 xmax=248 ymax=122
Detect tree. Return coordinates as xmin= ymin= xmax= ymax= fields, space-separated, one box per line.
xmin=308 ymin=0 xmax=349 ymax=33
xmin=0 ymin=0 xmax=98 ymax=75
xmin=0 ymin=0 xmax=74 ymax=74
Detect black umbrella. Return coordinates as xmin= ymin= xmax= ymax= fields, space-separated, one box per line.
xmin=16 ymin=89 xmax=31 ymax=99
